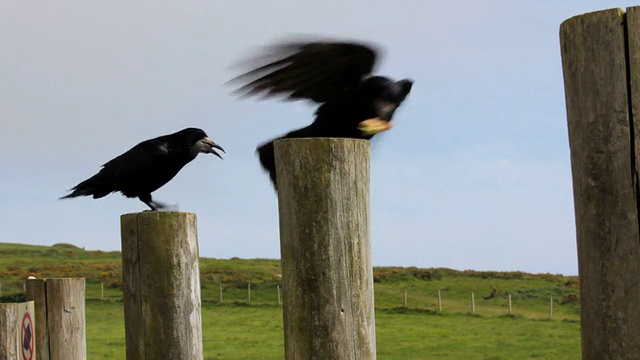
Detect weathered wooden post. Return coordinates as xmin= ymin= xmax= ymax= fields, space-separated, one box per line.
xmin=0 ymin=303 xmax=20 ymax=359
xmin=26 ymin=278 xmax=86 ymax=360
xmin=561 ymin=7 xmax=640 ymax=358
xmin=0 ymin=301 xmax=35 ymax=359
xmin=120 ymin=211 xmax=203 ymax=360
xmin=25 ymin=279 xmax=47 ymax=360
xmin=274 ymin=138 xmax=376 ymax=360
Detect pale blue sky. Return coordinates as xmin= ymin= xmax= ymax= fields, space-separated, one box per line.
xmin=1 ymin=1 xmax=635 ymax=275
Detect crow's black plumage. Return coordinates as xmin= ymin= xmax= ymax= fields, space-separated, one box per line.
xmin=61 ymin=127 xmax=225 ymax=210
xmin=229 ymin=38 xmax=413 ymax=189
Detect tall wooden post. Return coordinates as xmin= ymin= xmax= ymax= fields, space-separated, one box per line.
xmin=274 ymin=138 xmax=376 ymax=360
xmin=561 ymin=7 xmax=640 ymax=358
xmin=121 ymin=212 xmax=203 ymax=360
xmin=26 ymin=278 xmax=86 ymax=360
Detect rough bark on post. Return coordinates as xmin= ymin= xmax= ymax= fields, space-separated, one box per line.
xmin=0 ymin=303 xmax=19 ymax=359
xmin=561 ymin=7 xmax=640 ymax=358
xmin=274 ymin=138 xmax=376 ymax=360
xmin=120 ymin=211 xmax=203 ymax=360
xmin=26 ymin=278 xmax=49 ymax=360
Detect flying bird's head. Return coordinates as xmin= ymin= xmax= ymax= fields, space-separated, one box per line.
xmin=358 ymin=76 xmax=413 ymax=136
xmin=180 ymin=128 xmax=226 ymax=159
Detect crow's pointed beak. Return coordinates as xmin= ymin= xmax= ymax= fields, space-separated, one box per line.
xmin=198 ymin=137 xmax=225 ymax=159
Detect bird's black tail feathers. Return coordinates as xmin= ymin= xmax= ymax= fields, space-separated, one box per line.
xmin=256 ymin=126 xmax=317 ymax=190
xmin=60 ymin=171 xmax=115 ymax=200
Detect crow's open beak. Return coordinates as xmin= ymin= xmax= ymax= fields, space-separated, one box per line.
xmin=358 ymin=118 xmax=393 ymax=136
xmin=198 ymin=137 xmax=225 ymax=159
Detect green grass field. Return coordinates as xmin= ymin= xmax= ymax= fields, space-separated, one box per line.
xmin=0 ymin=242 xmax=581 ymax=359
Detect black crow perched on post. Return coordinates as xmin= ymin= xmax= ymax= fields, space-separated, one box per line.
xmin=228 ymin=38 xmax=413 ymax=189
xmin=60 ymin=127 xmax=225 ymax=210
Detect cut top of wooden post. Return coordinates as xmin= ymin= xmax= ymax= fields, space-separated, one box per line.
xmin=273 ymin=137 xmax=370 ymax=198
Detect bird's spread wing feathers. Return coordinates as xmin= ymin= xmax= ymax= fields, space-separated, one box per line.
xmin=229 ymin=39 xmax=380 ymax=103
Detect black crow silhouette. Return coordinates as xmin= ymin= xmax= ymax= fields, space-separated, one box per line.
xmin=61 ymin=127 xmax=224 ymax=210
xmin=229 ymin=38 xmax=413 ymax=189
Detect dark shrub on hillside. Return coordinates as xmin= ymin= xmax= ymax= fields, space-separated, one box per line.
xmin=561 ymin=292 xmax=580 ymax=305
xmin=52 ymin=243 xmax=80 ymax=249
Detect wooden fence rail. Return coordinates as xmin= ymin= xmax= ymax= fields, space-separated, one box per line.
xmin=561 ymin=6 xmax=640 ymax=359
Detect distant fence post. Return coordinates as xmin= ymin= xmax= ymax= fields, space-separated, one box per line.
xmin=120 ymin=212 xmax=203 ymax=360
xmin=561 ymin=7 xmax=640 ymax=358
xmin=471 ymin=292 xmax=475 ymax=314
xmin=274 ymin=138 xmax=376 ymax=360
xmin=26 ymin=277 xmax=86 ymax=360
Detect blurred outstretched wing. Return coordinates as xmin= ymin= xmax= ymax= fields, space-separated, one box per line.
xmin=229 ymin=39 xmax=380 ymax=103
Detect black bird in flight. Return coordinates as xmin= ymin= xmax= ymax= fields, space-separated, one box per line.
xmin=61 ymin=127 xmax=225 ymax=210
xmin=228 ymin=37 xmax=413 ymax=189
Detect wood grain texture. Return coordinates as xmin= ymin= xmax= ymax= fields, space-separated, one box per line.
xmin=561 ymin=8 xmax=640 ymax=359
xmin=26 ymin=279 xmax=49 ymax=360
xmin=120 ymin=212 xmax=203 ymax=360
xmin=46 ymin=278 xmax=86 ymax=360
xmin=0 ymin=303 xmax=19 ymax=360
xmin=274 ymin=138 xmax=376 ymax=360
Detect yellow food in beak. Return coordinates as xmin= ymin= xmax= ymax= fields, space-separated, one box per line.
xmin=358 ymin=118 xmax=393 ymax=136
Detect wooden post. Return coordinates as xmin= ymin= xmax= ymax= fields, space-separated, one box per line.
xmin=101 ymin=282 xmax=104 ymax=300
xmin=0 ymin=303 xmax=19 ymax=359
xmin=549 ymin=297 xmax=553 ymax=320
xmin=561 ymin=7 xmax=640 ymax=358
xmin=508 ymin=294 xmax=512 ymax=315
xmin=26 ymin=278 xmax=86 ymax=360
xmin=47 ymin=278 xmax=86 ymax=359
xmin=247 ymin=284 xmax=251 ymax=305
xmin=437 ymin=290 xmax=442 ymax=312
xmin=219 ymin=283 xmax=223 ymax=303
xmin=471 ymin=292 xmax=475 ymax=314
xmin=274 ymin=138 xmax=376 ymax=360
xmin=121 ymin=212 xmax=203 ymax=360
xmin=25 ymin=279 xmax=48 ymax=360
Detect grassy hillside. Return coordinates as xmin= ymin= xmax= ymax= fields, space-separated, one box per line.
xmin=0 ymin=242 xmax=582 ymax=358
xmin=0 ymin=242 xmax=580 ymax=320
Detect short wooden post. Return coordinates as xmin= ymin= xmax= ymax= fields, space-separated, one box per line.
xmin=121 ymin=212 xmax=203 ymax=360
xmin=561 ymin=7 xmax=640 ymax=358
xmin=26 ymin=279 xmax=48 ymax=360
xmin=101 ymin=282 xmax=104 ymax=300
xmin=219 ymin=283 xmax=223 ymax=303
xmin=508 ymin=294 xmax=512 ymax=315
xmin=437 ymin=290 xmax=442 ymax=312
xmin=471 ymin=292 xmax=475 ymax=314
xmin=275 ymin=138 xmax=376 ymax=360
xmin=26 ymin=278 xmax=86 ymax=360
xmin=47 ymin=278 xmax=86 ymax=359
xmin=549 ymin=297 xmax=553 ymax=320
xmin=0 ymin=303 xmax=20 ymax=359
